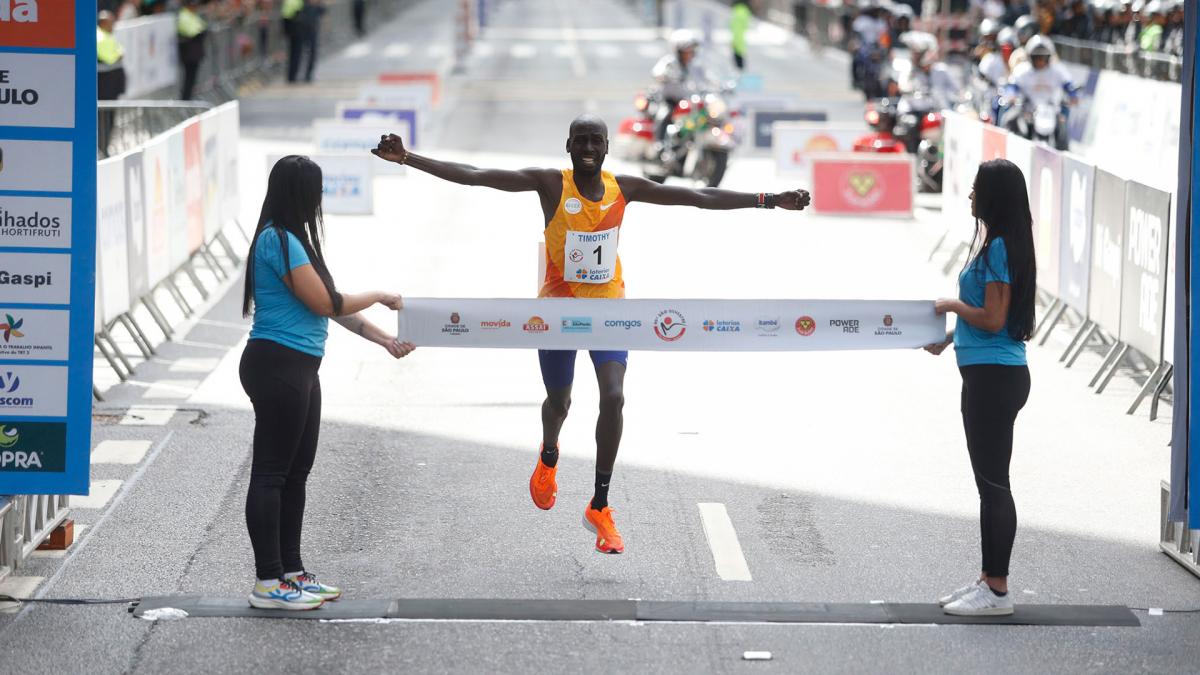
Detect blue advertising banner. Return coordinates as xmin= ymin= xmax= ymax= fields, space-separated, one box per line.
xmin=0 ymin=2 xmax=97 ymax=494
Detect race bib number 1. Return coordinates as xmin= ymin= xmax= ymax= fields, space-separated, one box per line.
xmin=564 ymin=228 xmax=618 ymax=284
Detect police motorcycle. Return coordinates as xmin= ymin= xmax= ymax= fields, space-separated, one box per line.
xmin=615 ymin=31 xmax=741 ymax=188
xmin=997 ymin=36 xmax=1077 ymax=151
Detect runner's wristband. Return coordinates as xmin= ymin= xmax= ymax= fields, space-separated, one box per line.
xmin=757 ymin=193 xmax=776 ymax=209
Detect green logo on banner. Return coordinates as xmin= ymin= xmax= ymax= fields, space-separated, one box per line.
xmin=0 ymin=422 xmax=66 ymax=472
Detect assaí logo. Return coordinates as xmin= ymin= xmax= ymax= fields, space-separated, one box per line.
xmin=653 ymin=309 xmax=686 ymax=342
xmin=523 ymin=316 xmax=550 ymax=333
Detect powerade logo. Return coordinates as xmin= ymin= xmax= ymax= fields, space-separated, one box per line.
xmin=0 ymin=422 xmax=66 ymax=472
xmin=604 ymin=319 xmax=642 ymax=330
xmin=0 ymin=270 xmax=52 ymax=288
xmin=561 ymin=316 xmax=592 ymax=334
xmin=702 ymin=319 xmax=741 ymax=333
xmin=0 ymin=371 xmax=31 ymax=409
xmin=829 ymin=319 xmax=859 ymax=334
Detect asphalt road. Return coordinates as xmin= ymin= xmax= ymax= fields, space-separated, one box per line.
xmin=2 ymin=1 xmax=1199 ymax=673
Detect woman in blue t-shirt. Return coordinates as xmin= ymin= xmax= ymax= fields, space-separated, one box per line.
xmin=239 ymin=156 xmax=416 ymax=610
xmin=925 ymin=159 xmax=1036 ymax=617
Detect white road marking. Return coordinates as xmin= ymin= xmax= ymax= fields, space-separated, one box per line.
xmin=72 ymin=480 xmax=123 ymax=510
xmin=141 ymin=379 xmax=201 ymax=400
xmin=344 ymin=43 xmax=372 ymax=59
xmin=168 ymin=357 xmax=219 ymax=373
xmin=510 ymin=43 xmax=537 ymax=59
xmin=120 ymin=405 xmax=178 ymax=426
xmin=92 ymin=440 xmax=153 ymax=465
xmin=473 ymin=43 xmax=495 ymax=58
xmin=552 ymin=44 xmax=576 ymax=58
xmin=592 ymin=43 xmax=621 ymax=59
xmin=0 ymin=576 xmax=44 ymax=610
xmin=384 ymin=43 xmax=412 ymax=58
xmin=637 ymin=44 xmax=663 ymax=58
xmin=697 ymin=503 xmax=753 ymax=581
xmin=426 ymin=44 xmax=449 ymax=58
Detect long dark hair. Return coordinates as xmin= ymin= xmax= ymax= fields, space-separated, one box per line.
xmin=242 ymin=155 xmax=343 ymax=317
xmin=962 ymin=159 xmax=1037 ymax=341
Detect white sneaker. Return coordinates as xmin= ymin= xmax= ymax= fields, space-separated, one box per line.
xmin=943 ymin=583 xmax=1015 ymax=616
xmin=248 ymin=579 xmax=325 ymax=610
xmin=938 ymin=579 xmax=984 ymax=607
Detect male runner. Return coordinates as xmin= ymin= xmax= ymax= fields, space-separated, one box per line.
xmin=372 ymin=115 xmax=810 ymax=554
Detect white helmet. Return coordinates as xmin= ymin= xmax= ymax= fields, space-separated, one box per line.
xmin=980 ymin=18 xmax=1002 ymax=38
xmin=1026 ymin=34 xmax=1057 ymax=59
xmin=997 ymin=27 xmax=1019 ymax=48
xmin=670 ymin=29 xmax=700 ymax=52
xmin=892 ymin=4 xmax=915 ymax=19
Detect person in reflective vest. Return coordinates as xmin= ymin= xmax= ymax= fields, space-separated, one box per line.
xmin=283 ymin=0 xmax=325 ymax=83
xmin=97 ymin=11 xmax=126 ymax=155
xmin=177 ymin=0 xmax=209 ymax=100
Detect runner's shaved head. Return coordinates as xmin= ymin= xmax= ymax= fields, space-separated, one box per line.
xmin=569 ymin=114 xmax=608 ymax=138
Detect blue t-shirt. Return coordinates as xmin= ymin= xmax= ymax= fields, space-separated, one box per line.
xmin=249 ymin=227 xmax=328 ymax=357
xmin=953 ymin=237 xmax=1027 ymax=367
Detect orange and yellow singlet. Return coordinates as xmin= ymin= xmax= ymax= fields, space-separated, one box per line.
xmin=540 ymin=169 xmax=626 ymax=299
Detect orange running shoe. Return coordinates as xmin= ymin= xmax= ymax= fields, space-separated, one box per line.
xmin=529 ymin=445 xmax=558 ymax=510
xmin=583 ymin=505 xmax=625 ymax=554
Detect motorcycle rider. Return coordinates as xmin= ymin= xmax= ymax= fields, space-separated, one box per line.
xmin=980 ymin=27 xmax=1017 ymax=88
xmin=972 ymin=18 xmax=1002 ymax=64
xmin=1006 ymin=14 xmax=1042 ymax=70
xmin=1002 ymin=35 xmax=1079 ymax=150
xmin=851 ymin=0 xmax=889 ymax=94
xmin=650 ymin=30 xmax=714 ymax=150
xmin=896 ymin=31 xmax=960 ymax=110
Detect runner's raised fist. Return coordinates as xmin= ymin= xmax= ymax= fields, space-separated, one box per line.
xmin=371 ymin=134 xmax=408 ymax=164
xmin=776 ymin=189 xmax=811 ymax=211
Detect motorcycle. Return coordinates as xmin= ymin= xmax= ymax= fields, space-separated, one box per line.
xmin=1000 ymin=95 xmax=1069 ymax=151
xmin=616 ymin=87 xmax=740 ymax=188
xmin=854 ymin=95 xmax=944 ymax=193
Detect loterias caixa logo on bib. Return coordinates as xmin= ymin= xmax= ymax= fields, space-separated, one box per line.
xmin=0 ymin=422 xmax=66 ymax=472
xmin=654 ymin=309 xmax=686 ymax=342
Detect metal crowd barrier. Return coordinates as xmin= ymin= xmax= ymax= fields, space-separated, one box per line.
xmin=98 ymin=100 xmax=214 ymax=160
xmin=1053 ymin=36 xmax=1181 ymax=83
xmin=0 ymin=495 xmax=71 ymax=583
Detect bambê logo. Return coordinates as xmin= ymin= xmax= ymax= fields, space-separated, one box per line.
xmin=1 ymin=1 xmax=74 ymax=49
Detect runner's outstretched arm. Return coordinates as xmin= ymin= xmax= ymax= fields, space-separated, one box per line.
xmin=619 ymin=175 xmax=811 ymax=210
xmin=372 ymin=133 xmax=554 ymax=192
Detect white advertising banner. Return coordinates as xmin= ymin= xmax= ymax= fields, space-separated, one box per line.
xmin=167 ymin=127 xmax=189 ymax=269
xmin=141 ymin=136 xmax=172 ymax=288
xmin=772 ymin=123 xmax=867 ymax=178
xmin=114 ymin=15 xmax=179 ymax=98
xmin=314 ymin=120 xmax=407 ymax=176
xmin=358 ymin=84 xmax=434 ymax=113
xmin=942 ymin=111 xmax=983 ymax=243
xmin=96 ymin=158 xmax=130 ymax=323
xmin=0 ymin=52 xmax=75 ymax=128
xmin=200 ymin=108 xmax=221 ymax=241
xmin=217 ymin=102 xmax=240 ymax=225
xmin=1084 ymin=71 xmax=1180 ymax=193
xmin=397 ymin=298 xmax=945 ymax=351
xmin=0 ymin=196 xmax=71 ymax=249
xmin=269 ymin=154 xmax=375 ymax=215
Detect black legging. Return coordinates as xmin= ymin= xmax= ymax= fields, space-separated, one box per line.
xmin=240 ymin=339 xmax=323 ymax=581
xmin=959 ymin=364 xmax=1030 ymax=578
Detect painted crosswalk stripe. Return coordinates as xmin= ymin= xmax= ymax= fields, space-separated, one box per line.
xmin=168 ymin=357 xmax=219 ymax=373
xmin=141 ymin=379 xmax=201 ymax=399
xmin=384 ymin=43 xmax=412 ymax=58
xmin=92 ymin=440 xmax=153 ymax=465
xmin=510 ymin=43 xmax=537 ymax=59
xmin=592 ymin=43 xmax=620 ymax=59
xmin=473 ymin=43 xmax=495 ymax=58
xmin=72 ymin=480 xmax=123 ymax=510
xmin=698 ymin=503 xmax=753 ymax=581
xmin=552 ymin=44 xmax=576 ymax=58
xmin=637 ymin=44 xmax=663 ymax=58
xmin=344 ymin=42 xmax=371 ymax=59
xmin=427 ymin=44 xmax=449 ymax=58
xmin=120 ymin=405 xmax=178 ymax=426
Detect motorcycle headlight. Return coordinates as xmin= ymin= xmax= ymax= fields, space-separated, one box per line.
xmin=704 ymin=94 xmax=727 ymax=120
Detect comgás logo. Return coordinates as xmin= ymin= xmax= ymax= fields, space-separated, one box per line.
xmin=654 ymin=309 xmax=686 ymax=342
xmin=604 ymin=319 xmax=642 ymax=330
xmin=0 ymin=270 xmax=53 ymax=289
xmin=441 ymin=312 xmax=469 ymax=336
xmin=523 ymin=316 xmax=549 ymax=333
xmin=479 ymin=319 xmax=511 ymax=330
xmin=795 ymin=316 xmax=816 ymax=336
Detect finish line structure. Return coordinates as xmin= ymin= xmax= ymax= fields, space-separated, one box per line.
xmin=130 ymin=596 xmax=1140 ymax=627
xmin=396 ymin=299 xmax=946 ymax=351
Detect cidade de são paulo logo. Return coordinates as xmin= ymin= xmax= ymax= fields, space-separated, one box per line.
xmin=441 ymin=312 xmax=469 ymax=336
xmin=653 ymin=309 xmax=686 ymax=342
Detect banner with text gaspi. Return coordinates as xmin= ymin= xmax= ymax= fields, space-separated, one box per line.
xmin=0 ymin=1 xmax=97 ymax=494
xmin=399 ymin=299 xmax=945 ymax=351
